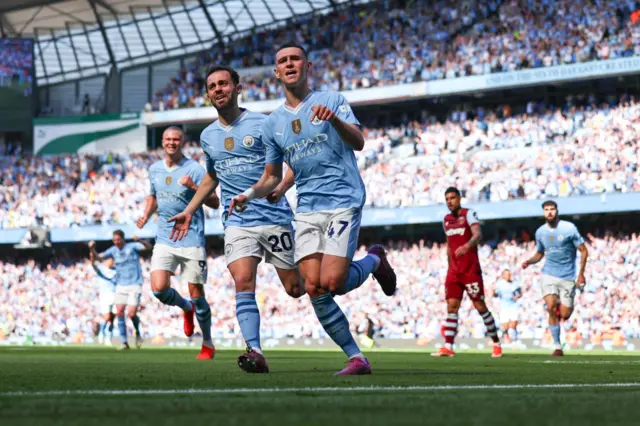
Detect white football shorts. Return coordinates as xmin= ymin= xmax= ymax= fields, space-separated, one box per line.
xmin=540 ymin=274 xmax=576 ymax=308
xmin=99 ymin=291 xmax=115 ymax=315
xmin=114 ymin=285 xmax=142 ymax=307
xmin=150 ymin=244 xmax=207 ymax=285
xmin=224 ymin=224 xmax=296 ymax=270
xmin=294 ymin=207 xmax=362 ymax=263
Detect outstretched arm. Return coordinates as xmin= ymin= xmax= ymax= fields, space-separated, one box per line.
xmin=522 ymin=251 xmax=544 ymax=269
xmin=229 ymin=163 xmax=283 ymax=214
xmin=182 ymin=171 xmax=219 ymax=216
xmin=137 ymin=195 xmax=158 ymax=228
xmin=267 ymin=165 xmax=295 ymax=204
xmin=168 ymin=171 xmax=219 ymax=242
xmin=179 ymin=175 xmax=220 ymax=209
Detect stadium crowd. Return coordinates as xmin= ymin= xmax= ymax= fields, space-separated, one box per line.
xmin=2 ymin=96 xmax=638 ymax=229
xmin=147 ymin=0 xmax=640 ymax=109
xmin=1 ymin=231 xmax=638 ymax=347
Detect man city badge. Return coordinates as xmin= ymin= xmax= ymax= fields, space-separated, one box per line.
xmin=165 ymin=176 xmax=172 ymax=185
xmin=224 ymin=137 xmax=234 ymax=151
xmin=311 ymin=116 xmax=323 ymax=126
xmin=292 ymin=119 xmax=302 ymax=134
xmin=243 ymin=135 xmax=255 ymax=148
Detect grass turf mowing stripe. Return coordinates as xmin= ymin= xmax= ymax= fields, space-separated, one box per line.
xmin=2 ymin=383 xmax=639 ymax=397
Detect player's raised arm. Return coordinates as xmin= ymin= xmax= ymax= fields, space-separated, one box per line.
xmin=131 ymin=236 xmax=152 ymax=252
xmin=229 ymin=162 xmax=283 ymax=215
xmin=311 ymin=96 xmax=364 ymax=151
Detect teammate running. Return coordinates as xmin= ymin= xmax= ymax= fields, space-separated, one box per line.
xmin=168 ymin=65 xmax=304 ymax=373
xmin=89 ymin=255 xmax=116 ymax=345
xmin=137 ymin=126 xmax=219 ymax=360
xmin=432 ymin=187 xmax=502 ymax=358
xmin=493 ymin=268 xmax=522 ymax=344
xmin=522 ymin=200 xmax=588 ymax=356
xmin=89 ymin=231 xmax=151 ymax=350
xmin=228 ymin=44 xmax=397 ymax=375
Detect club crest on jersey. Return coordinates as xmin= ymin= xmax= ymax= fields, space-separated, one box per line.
xmin=292 ymin=119 xmax=302 ymax=134
xmin=242 ymin=135 xmax=255 ymax=148
xmin=225 ymin=244 xmax=233 ymax=257
xmin=224 ymin=137 xmax=234 ymax=151
xmin=458 ymin=217 xmax=466 ymax=224
xmin=165 ymin=176 xmax=172 ymax=185
xmin=558 ymin=235 xmax=564 ymax=242
xmin=311 ymin=116 xmax=323 ymax=126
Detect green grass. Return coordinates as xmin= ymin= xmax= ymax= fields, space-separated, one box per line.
xmin=0 ymin=347 xmax=638 ymax=426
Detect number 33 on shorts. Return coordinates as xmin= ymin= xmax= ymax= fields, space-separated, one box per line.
xmin=465 ymin=282 xmax=481 ymax=296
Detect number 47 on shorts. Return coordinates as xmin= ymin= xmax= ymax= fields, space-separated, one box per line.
xmin=327 ymin=220 xmax=348 ymax=238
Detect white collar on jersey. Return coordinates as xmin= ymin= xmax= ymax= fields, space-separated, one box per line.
xmin=163 ymin=156 xmax=188 ymax=173
xmin=283 ymin=91 xmax=315 ymax=115
xmin=217 ymin=109 xmax=248 ymax=132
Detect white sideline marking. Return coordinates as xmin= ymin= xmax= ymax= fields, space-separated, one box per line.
xmin=537 ymin=360 xmax=640 ymax=365
xmin=1 ymin=383 xmax=639 ymax=397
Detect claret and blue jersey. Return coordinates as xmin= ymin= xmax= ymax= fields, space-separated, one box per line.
xmin=262 ymin=90 xmax=366 ymax=213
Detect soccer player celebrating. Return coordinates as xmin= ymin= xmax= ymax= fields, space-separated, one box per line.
xmin=228 ymin=44 xmax=397 ymax=375
xmin=137 ymin=126 xmax=219 ymax=360
xmin=493 ymin=269 xmax=522 ymax=344
xmin=522 ymin=200 xmax=588 ymax=356
xmin=168 ymin=65 xmax=304 ymax=373
xmin=433 ymin=187 xmax=502 ymax=358
xmin=89 ymin=255 xmax=116 ymax=345
xmin=89 ymin=231 xmax=151 ymax=350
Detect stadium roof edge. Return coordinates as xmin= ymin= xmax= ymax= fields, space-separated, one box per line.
xmin=1 ymin=0 xmax=356 ymax=85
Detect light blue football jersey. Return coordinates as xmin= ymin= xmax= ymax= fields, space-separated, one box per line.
xmin=262 ymin=90 xmax=366 ymax=213
xmin=200 ymin=109 xmax=293 ymax=228
xmin=149 ymin=157 xmax=206 ymax=248
xmin=94 ymin=264 xmax=116 ymax=294
xmin=535 ymin=220 xmax=585 ymax=280
xmin=100 ymin=242 xmax=145 ymax=286
xmin=494 ymin=279 xmax=521 ymax=307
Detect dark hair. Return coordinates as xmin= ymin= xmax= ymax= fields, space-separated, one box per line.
xmin=445 ymin=187 xmax=461 ymax=197
xmin=205 ymin=65 xmax=240 ymax=86
xmin=542 ymin=200 xmax=558 ymax=209
xmin=276 ymin=43 xmax=308 ymax=59
xmin=113 ymin=230 xmax=125 ymax=239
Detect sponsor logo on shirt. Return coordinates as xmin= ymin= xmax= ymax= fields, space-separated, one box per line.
xmin=446 ymin=228 xmax=466 ymax=237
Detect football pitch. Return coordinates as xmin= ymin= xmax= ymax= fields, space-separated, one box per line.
xmin=1 ymin=347 xmax=638 ymax=426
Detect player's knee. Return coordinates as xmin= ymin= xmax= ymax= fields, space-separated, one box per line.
xmin=233 ymin=272 xmax=255 ymax=293
xmin=321 ymin=275 xmax=343 ymax=295
xmin=304 ymin=278 xmax=322 ymax=297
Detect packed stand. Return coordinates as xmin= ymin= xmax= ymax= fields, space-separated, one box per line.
xmin=4 ymin=95 xmax=640 ymax=229
xmin=148 ymin=0 xmax=499 ymax=109
xmin=1 ymin=231 xmax=638 ymax=347
xmin=148 ymin=0 xmax=640 ymax=109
